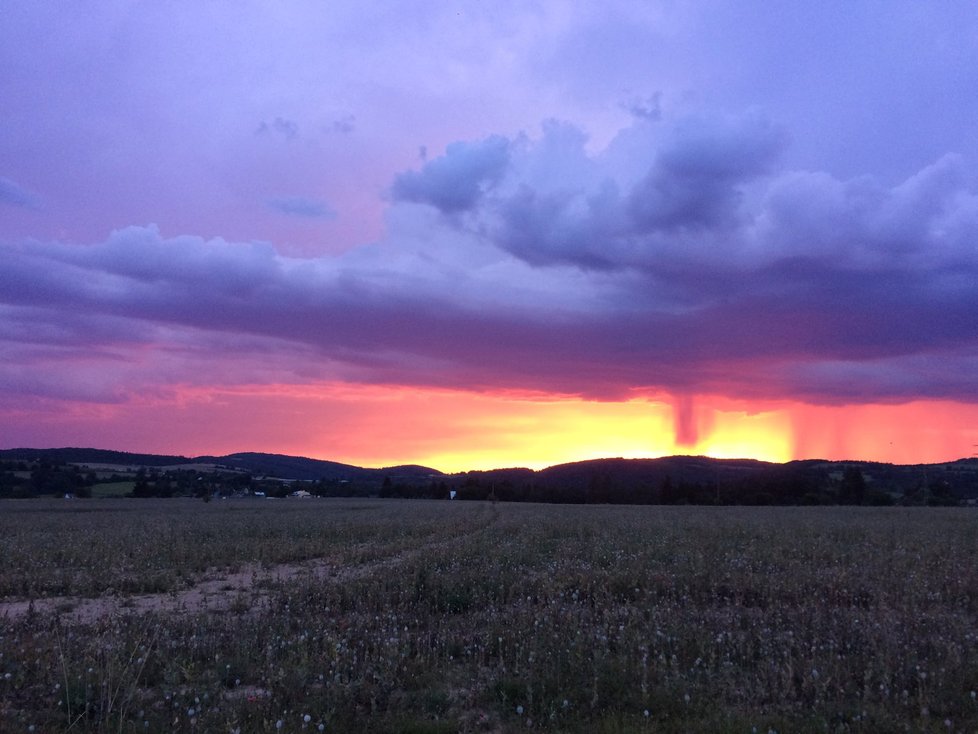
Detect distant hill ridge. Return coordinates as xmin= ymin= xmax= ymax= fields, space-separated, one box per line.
xmin=4 ymin=447 xmax=978 ymax=503
xmin=0 ymin=447 xmax=441 ymax=482
xmin=2 ymin=447 xmax=977 ymax=489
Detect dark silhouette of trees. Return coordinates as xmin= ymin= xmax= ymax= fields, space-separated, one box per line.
xmin=839 ymin=466 xmax=867 ymax=504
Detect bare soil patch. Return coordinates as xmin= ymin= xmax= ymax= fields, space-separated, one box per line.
xmin=0 ymin=559 xmax=336 ymax=622
xmin=0 ymin=533 xmax=455 ymax=623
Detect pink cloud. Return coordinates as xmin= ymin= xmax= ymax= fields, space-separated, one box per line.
xmin=1 ymin=115 xmax=977 ymax=423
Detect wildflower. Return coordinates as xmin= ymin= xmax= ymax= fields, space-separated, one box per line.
xmin=516 ymin=705 xmax=524 ymax=715
xmin=304 ymin=714 xmax=312 ymax=723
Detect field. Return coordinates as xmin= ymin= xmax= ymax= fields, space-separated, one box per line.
xmin=89 ymin=482 xmax=137 ymax=499
xmin=1 ymin=500 xmax=977 ymax=733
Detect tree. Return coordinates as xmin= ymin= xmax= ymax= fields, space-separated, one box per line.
xmin=839 ymin=466 xmax=866 ymax=505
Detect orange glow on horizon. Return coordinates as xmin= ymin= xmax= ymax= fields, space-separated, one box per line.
xmin=690 ymin=404 xmax=793 ymax=463
xmin=6 ymin=382 xmax=977 ymax=472
xmin=137 ymin=384 xmax=801 ymax=471
xmin=788 ymin=400 xmax=978 ymax=464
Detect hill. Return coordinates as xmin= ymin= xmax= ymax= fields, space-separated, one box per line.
xmin=451 ymin=456 xmax=978 ymax=504
xmin=2 ymin=447 xmax=977 ymax=504
xmin=192 ymin=452 xmax=439 ymax=482
xmin=0 ymin=448 xmax=442 ymax=483
xmin=0 ymin=447 xmax=191 ymax=467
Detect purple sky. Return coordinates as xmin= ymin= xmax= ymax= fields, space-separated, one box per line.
xmin=2 ymin=1 xmax=978 ymax=460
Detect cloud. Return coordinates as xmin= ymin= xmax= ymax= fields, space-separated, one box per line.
xmin=620 ymin=93 xmax=662 ymax=121
xmin=393 ymin=114 xmax=784 ymax=270
xmin=390 ymin=135 xmax=511 ymax=213
xmin=268 ymin=197 xmax=337 ymax=219
xmin=329 ymin=114 xmax=356 ymax=134
xmin=1 ymin=115 xmax=977 ymax=412
xmin=0 ymin=176 xmax=40 ymax=209
xmin=256 ymin=117 xmax=299 ymax=140
xmin=628 ymin=113 xmax=784 ymax=232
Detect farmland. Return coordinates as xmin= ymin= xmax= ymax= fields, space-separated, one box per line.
xmin=1 ymin=500 xmax=977 ymax=732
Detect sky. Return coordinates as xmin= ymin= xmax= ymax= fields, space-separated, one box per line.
xmin=2 ymin=1 xmax=978 ymax=471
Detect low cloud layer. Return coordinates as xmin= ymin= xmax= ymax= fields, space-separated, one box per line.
xmin=2 ymin=115 xmax=977 ymax=412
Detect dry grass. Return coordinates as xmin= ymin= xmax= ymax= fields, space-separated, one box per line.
xmin=1 ymin=499 xmax=977 ymax=732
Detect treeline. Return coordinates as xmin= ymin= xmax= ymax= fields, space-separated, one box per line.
xmin=382 ymin=464 xmax=963 ymax=506
xmin=126 ymin=470 xmax=391 ymax=499
xmin=0 ymin=459 xmax=255 ymax=500
xmin=0 ymin=458 xmax=430 ymax=501
xmin=1 ymin=457 xmax=970 ymax=506
xmin=0 ymin=459 xmax=98 ymax=498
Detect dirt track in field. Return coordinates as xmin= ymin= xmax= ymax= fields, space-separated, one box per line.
xmin=0 ymin=525 xmax=478 ymax=623
xmin=0 ymin=561 xmax=323 ymax=623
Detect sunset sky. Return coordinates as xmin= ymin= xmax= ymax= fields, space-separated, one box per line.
xmin=2 ymin=2 xmax=978 ymax=471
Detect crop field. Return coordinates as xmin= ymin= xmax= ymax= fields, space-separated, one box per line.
xmin=1 ymin=500 xmax=977 ymax=733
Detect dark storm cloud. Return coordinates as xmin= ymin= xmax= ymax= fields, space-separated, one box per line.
xmin=627 ymin=114 xmax=783 ymax=232
xmin=480 ymin=114 xmax=784 ymax=270
xmin=1 ymin=115 xmax=976 ymax=407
